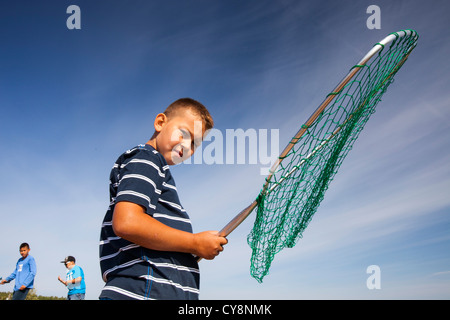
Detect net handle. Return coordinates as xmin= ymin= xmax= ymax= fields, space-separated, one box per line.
xmin=218 ymin=201 xmax=258 ymax=237
xmin=196 ymin=201 xmax=257 ymax=262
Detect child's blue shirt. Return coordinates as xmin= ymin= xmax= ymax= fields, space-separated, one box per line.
xmin=6 ymin=255 xmax=37 ymax=291
xmin=66 ymin=265 xmax=86 ymax=295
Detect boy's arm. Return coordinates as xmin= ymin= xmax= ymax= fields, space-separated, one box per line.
xmin=113 ymin=201 xmax=227 ymax=260
xmin=5 ymin=263 xmax=17 ymax=282
xmin=64 ymin=277 xmax=82 ymax=285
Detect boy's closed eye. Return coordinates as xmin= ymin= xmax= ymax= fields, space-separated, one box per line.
xmin=192 ymin=138 xmax=202 ymax=151
xmin=179 ymin=128 xmax=202 ymax=151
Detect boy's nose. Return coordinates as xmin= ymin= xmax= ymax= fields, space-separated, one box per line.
xmin=179 ymin=140 xmax=193 ymax=155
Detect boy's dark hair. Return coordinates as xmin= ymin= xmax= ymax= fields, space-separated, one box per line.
xmin=164 ymin=98 xmax=214 ymax=131
xmin=20 ymin=242 xmax=30 ymax=249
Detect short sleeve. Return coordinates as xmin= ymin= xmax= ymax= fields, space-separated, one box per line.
xmin=72 ymin=266 xmax=81 ymax=278
xmin=114 ymin=151 xmax=165 ymax=215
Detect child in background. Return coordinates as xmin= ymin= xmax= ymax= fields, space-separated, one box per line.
xmin=0 ymin=242 xmax=37 ymax=300
xmin=58 ymin=256 xmax=86 ymax=300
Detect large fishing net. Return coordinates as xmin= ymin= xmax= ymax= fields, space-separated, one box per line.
xmin=247 ymin=30 xmax=419 ymax=282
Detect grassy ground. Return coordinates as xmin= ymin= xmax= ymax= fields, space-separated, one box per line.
xmin=0 ymin=289 xmax=65 ymax=300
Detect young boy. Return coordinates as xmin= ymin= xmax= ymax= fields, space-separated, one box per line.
xmin=0 ymin=243 xmax=37 ymax=300
xmin=58 ymin=256 xmax=86 ymax=300
xmin=99 ymin=98 xmax=227 ymax=300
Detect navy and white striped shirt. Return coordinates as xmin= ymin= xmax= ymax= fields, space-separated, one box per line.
xmin=99 ymin=144 xmax=200 ymax=300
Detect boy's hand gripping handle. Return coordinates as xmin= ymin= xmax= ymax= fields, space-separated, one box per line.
xmin=196 ymin=200 xmax=257 ymax=262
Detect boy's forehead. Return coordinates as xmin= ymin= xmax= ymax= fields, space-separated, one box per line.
xmin=171 ymin=108 xmax=200 ymax=119
xmin=170 ymin=110 xmax=204 ymax=128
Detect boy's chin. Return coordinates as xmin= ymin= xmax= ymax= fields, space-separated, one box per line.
xmin=168 ymin=154 xmax=189 ymax=165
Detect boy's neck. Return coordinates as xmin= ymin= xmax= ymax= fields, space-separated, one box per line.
xmin=146 ymin=138 xmax=157 ymax=151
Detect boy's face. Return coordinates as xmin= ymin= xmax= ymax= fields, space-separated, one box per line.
xmin=153 ymin=109 xmax=205 ymax=165
xmin=19 ymin=246 xmax=30 ymax=258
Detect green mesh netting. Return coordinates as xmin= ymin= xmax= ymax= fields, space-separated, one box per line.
xmin=247 ymin=30 xmax=419 ymax=282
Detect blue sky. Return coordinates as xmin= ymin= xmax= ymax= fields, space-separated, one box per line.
xmin=1 ymin=0 xmax=449 ymax=299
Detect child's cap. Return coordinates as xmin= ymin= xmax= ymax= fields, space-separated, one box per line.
xmin=60 ymin=256 xmax=76 ymax=264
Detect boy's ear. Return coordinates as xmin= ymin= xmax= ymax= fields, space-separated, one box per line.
xmin=154 ymin=113 xmax=168 ymax=132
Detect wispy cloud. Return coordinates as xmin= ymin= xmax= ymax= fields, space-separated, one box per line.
xmin=429 ymin=271 xmax=450 ymax=277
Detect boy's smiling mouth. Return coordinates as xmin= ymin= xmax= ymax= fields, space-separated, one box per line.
xmin=171 ymin=145 xmax=186 ymax=164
